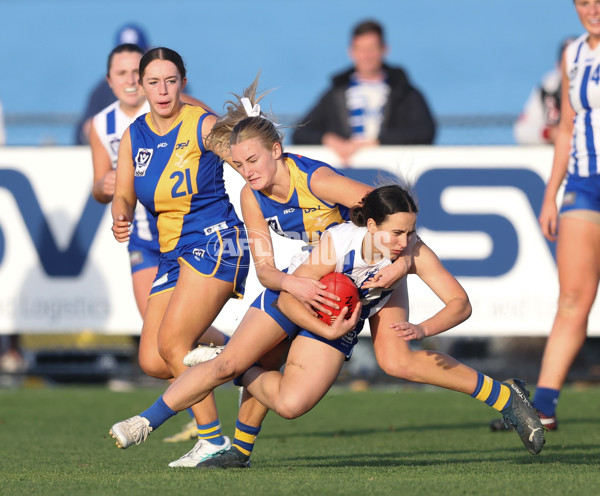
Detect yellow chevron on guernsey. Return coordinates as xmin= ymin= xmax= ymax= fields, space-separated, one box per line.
xmin=130 ymin=105 xmax=242 ymax=254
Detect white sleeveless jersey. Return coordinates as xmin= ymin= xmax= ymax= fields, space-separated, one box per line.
xmin=288 ymin=222 xmax=402 ymax=320
xmin=565 ymin=33 xmax=600 ymax=177
xmin=92 ymin=100 xmax=155 ymax=243
xmin=92 ymin=100 xmax=150 ymax=168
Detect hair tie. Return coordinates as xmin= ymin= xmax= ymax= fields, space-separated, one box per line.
xmin=241 ymin=97 xmax=261 ymax=117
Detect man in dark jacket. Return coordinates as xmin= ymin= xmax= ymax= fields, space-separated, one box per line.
xmin=292 ymin=20 xmax=436 ymax=165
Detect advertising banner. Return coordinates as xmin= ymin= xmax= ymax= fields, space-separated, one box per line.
xmin=1 ymin=146 xmax=597 ymax=336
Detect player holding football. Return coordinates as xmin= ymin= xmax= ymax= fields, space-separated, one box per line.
xmin=110 ymin=184 xmax=545 ymax=460
xmin=109 ymin=77 xmax=412 ymax=467
xmin=239 ymin=184 xmax=543 ymax=457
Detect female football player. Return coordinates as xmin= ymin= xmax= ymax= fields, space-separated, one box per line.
xmin=110 ymin=182 xmax=545 ymax=463
xmin=110 ymin=47 xmax=249 ymax=466
xmin=109 ymin=76 xmax=412 ymax=467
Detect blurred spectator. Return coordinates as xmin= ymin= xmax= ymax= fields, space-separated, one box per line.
xmin=292 ymin=19 xmax=436 ymax=165
xmin=513 ymin=37 xmax=576 ymax=145
xmin=0 ymin=335 xmax=25 ymax=373
xmin=74 ymin=23 xmax=150 ymax=145
xmin=0 ymin=97 xmax=6 ymax=145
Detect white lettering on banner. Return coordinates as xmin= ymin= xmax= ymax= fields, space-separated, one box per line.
xmin=0 ymin=146 xmax=598 ymax=336
xmin=0 ymin=296 xmax=110 ymax=323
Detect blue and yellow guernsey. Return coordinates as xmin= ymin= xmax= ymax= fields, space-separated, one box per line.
xmin=252 ymin=154 xmax=350 ymax=245
xmin=130 ymin=105 xmax=243 ymax=253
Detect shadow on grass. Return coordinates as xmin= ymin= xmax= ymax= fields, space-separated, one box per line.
xmin=260 ymin=416 xmax=600 ymax=440
xmin=266 ymin=442 xmax=600 ymax=469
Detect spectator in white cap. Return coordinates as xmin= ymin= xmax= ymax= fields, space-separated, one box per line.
xmin=114 ymin=23 xmax=150 ymax=52
xmin=74 ymin=23 xmax=151 ymax=145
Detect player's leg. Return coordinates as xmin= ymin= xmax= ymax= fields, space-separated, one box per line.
xmin=137 ymin=290 xmax=173 ymax=379
xmin=129 ymin=262 xmax=201 ymax=442
xmin=242 ymin=335 xmax=346 ymax=419
xmin=370 ymin=284 xmax=544 ymax=455
xmin=197 ymin=338 xmax=291 ymax=469
xmin=158 ymin=264 xmax=237 ymax=466
xmin=534 ymin=214 xmax=600 ymax=427
xmin=109 ymin=307 xmax=289 ymax=449
xmin=131 ymin=266 xmax=157 ymax=317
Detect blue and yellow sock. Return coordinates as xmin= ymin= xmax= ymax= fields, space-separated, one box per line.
xmin=532 ymin=387 xmax=559 ymax=417
xmin=471 ymin=373 xmax=512 ymax=412
xmin=197 ymin=420 xmax=226 ymax=446
xmin=140 ymin=395 xmax=177 ymax=429
xmin=231 ymin=420 xmax=261 ymax=456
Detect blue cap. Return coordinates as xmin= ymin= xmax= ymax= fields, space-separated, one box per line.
xmin=115 ymin=23 xmax=149 ymax=51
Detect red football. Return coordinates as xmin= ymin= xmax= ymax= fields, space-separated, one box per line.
xmin=315 ymin=272 xmax=360 ymax=325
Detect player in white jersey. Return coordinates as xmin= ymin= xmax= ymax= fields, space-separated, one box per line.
xmin=526 ymin=0 xmax=600 ymax=432
xmin=108 ymin=185 xmax=545 ymax=458
xmin=89 ymin=43 xmax=158 ymax=316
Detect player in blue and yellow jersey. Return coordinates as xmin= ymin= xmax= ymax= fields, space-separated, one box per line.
xmin=108 ymin=184 xmax=545 ymax=462
xmin=110 ymin=47 xmax=249 ymax=467
xmin=108 ymin=77 xmax=413 ymax=467
xmin=93 ymin=43 xmax=227 ymax=443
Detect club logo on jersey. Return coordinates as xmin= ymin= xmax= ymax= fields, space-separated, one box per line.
xmin=110 ymin=137 xmax=121 ymax=156
xmin=134 ymin=148 xmax=153 ymax=176
xmin=193 ymin=248 xmax=205 ymax=260
xmin=569 ymin=66 xmax=578 ymax=80
xmin=341 ymin=330 xmax=357 ymax=346
xmin=265 ymin=215 xmax=283 ymax=235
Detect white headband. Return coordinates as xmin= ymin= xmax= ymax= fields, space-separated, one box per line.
xmin=241 ymin=97 xmax=261 ymax=117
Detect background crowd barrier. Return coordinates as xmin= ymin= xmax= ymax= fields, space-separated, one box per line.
xmin=1 ymin=145 xmax=598 ymax=337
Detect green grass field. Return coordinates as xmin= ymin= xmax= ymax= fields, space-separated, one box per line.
xmin=0 ymin=384 xmax=598 ymax=495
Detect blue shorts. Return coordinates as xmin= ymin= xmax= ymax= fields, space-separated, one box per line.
xmin=298 ymin=319 xmax=366 ymax=360
xmin=560 ymin=174 xmax=600 ymax=214
xmin=250 ymin=288 xmax=300 ymax=337
xmin=149 ymin=226 xmax=249 ymax=298
xmin=128 ymin=232 xmax=160 ymax=274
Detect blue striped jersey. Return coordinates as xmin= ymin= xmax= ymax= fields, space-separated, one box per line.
xmin=566 ymin=33 xmax=600 ymax=177
xmin=288 ymin=222 xmax=402 ymax=320
xmin=92 ymin=100 xmax=157 ymax=244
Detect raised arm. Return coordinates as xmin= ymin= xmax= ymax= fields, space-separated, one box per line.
xmin=201 ymin=112 xmax=235 ymax=168
xmin=277 ymin=232 xmax=362 ymax=340
xmin=111 ymin=127 xmax=137 ymax=243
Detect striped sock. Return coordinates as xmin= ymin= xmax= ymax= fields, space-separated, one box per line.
xmin=140 ymin=395 xmax=177 ymax=429
xmin=471 ymin=372 xmax=512 ymax=412
xmin=232 ymin=420 xmax=261 ymax=456
xmin=197 ymin=419 xmax=226 ymax=446
xmin=532 ymin=387 xmax=560 ymax=417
